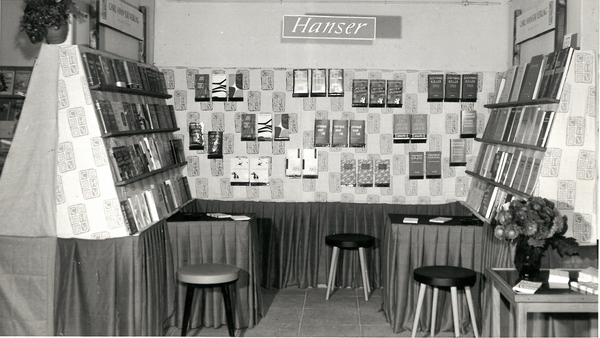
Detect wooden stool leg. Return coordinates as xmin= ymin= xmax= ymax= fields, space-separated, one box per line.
xmin=431 ymin=286 xmax=439 ymax=337
xmin=181 ymin=285 xmax=195 ymax=337
xmin=358 ymin=247 xmax=370 ymax=301
xmin=464 ymin=286 xmax=479 ymax=338
xmin=411 ymin=283 xmax=427 ymax=338
xmin=326 ymin=247 xmax=340 ymax=300
xmin=221 ymin=283 xmax=236 ymax=337
xmin=450 ymin=286 xmax=460 ymax=338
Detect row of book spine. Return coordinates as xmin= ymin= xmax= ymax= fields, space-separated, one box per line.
xmin=426 ymin=73 xmax=479 ymax=102
xmin=120 ymin=176 xmax=192 ymax=235
xmin=92 ymin=92 xmax=177 ymax=134
xmin=494 ymin=46 xmax=574 ymax=103
xmin=340 ymin=158 xmax=391 ymax=187
xmin=392 ymin=114 xmax=429 ymax=143
xmin=108 ymin=137 xmax=185 ymax=182
xmin=474 ymin=145 xmax=542 ymax=196
xmin=482 ymin=106 xmax=555 ymax=148
xmin=314 ymin=119 xmax=366 ymax=148
xmin=464 ymin=179 xmax=515 ymax=220
xmin=350 ymin=79 xmax=404 ymax=108
xmin=82 ymin=51 xmax=169 ymax=95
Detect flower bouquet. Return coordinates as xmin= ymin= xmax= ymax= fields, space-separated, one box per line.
xmin=493 ymin=196 xmax=579 ymax=280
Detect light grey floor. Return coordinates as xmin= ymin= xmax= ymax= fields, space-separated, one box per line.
xmin=165 ymin=287 xmax=477 ymax=337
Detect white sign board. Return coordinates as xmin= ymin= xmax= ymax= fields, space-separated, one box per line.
xmin=99 ymin=0 xmax=144 ymax=41
xmin=283 ymin=15 xmax=376 ymax=40
xmin=515 ymin=0 xmax=555 ymax=44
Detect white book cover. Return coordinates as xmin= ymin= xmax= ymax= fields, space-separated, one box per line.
xmin=250 ymin=156 xmax=269 ymax=186
xmin=285 ymin=149 xmax=302 ymax=178
xmin=302 ymin=149 xmax=318 ymax=178
xmin=230 ymin=156 xmax=250 ymax=185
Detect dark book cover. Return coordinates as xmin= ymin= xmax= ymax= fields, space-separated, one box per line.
xmin=273 ymin=113 xmax=290 ymax=141
xmin=513 ymin=106 xmax=532 ymax=144
xmin=349 ymin=120 xmax=366 ymax=148
xmin=503 ymin=150 xmax=522 ymax=186
xmin=340 ymin=159 xmax=356 ymax=187
xmin=509 ymin=64 xmax=527 ymax=102
xmin=511 ymin=155 xmax=529 ymax=190
xmin=110 ymin=99 xmax=129 ymax=131
xmin=328 ymin=69 xmax=344 ymax=97
xmin=537 ymin=51 xmax=556 ymax=99
xmin=357 ymin=159 xmax=374 ymax=187
xmin=167 ymin=105 xmax=178 ymax=129
xmin=425 ymin=151 xmax=442 ymax=179
xmin=122 ymin=61 xmax=136 ymax=88
xmin=241 ymin=113 xmax=257 ymax=141
xmin=473 ymin=143 xmax=488 ymax=174
xmin=88 ymin=53 xmax=107 ymax=87
xmin=111 ymin=59 xmax=128 ymax=88
xmin=547 ymin=47 xmax=574 ymax=100
xmin=82 ymin=52 xmax=100 ymax=88
xmin=313 ymin=119 xmax=331 ymax=147
xmin=331 ymin=119 xmax=349 ymax=147
xmin=427 ymin=74 xmax=444 ymax=102
xmin=146 ymin=68 xmax=158 ymax=93
xmin=521 ymin=106 xmax=540 ymax=144
xmin=228 ymin=73 xmax=244 ymax=101
xmin=181 ymin=176 xmax=193 ymax=203
xmin=501 ymin=108 xmax=517 ymax=142
xmin=98 ymin=55 xmax=116 ymax=87
xmin=137 ymin=66 xmax=151 ymax=91
xmin=121 ymin=199 xmax=139 ymax=235
xmin=482 ymin=109 xmax=499 ymax=139
xmin=146 ymin=104 xmax=160 ymax=130
xmin=410 ymin=114 xmax=428 ymax=143
xmin=194 ymin=74 xmax=210 ymax=101
xmin=131 ymin=62 xmax=144 ymax=89
xmin=461 ymin=74 xmax=478 ymax=102
xmin=292 ymin=69 xmax=309 ymax=97
xmin=525 ymin=157 xmax=542 ymax=195
xmin=479 ymin=186 xmax=498 ymax=219
xmin=369 ymin=79 xmax=386 ymax=107
xmin=409 ymin=152 xmax=425 ymax=179
xmin=157 ymin=71 xmax=169 ymax=95
xmin=102 ymin=100 xmax=119 ymax=133
xmin=488 ymin=151 xmax=504 ymax=180
xmin=352 ymin=79 xmax=368 ymax=107
xmin=386 ymin=80 xmax=403 ymax=107
xmin=189 ymin=122 xmax=204 ymax=150
xmin=449 ymin=139 xmax=466 ymax=166
xmin=492 ymin=108 xmax=509 ymax=141
xmin=536 ymin=110 xmax=556 ymax=147
xmin=393 ymin=114 xmax=411 ymax=143
xmin=373 ymin=159 xmax=391 ymax=187
xmin=506 ymin=107 xmax=523 ymax=143
xmin=518 ymin=54 xmax=545 ymax=101
xmin=527 ymin=108 xmax=547 ymax=145
xmin=93 ymin=99 xmax=108 ymax=134
xmin=444 ymin=74 xmax=461 ymax=102
xmin=460 ymin=110 xmax=477 ymax=137
xmin=311 ymin=69 xmax=327 ymax=97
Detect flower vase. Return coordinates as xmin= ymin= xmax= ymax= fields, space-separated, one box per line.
xmin=45 ymin=24 xmax=69 ymax=44
xmin=514 ymin=236 xmax=544 ymax=280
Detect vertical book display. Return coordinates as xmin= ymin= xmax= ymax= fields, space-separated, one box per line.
xmin=463 ymin=49 xmax=597 ymax=244
xmin=56 ymin=45 xmax=191 ymax=238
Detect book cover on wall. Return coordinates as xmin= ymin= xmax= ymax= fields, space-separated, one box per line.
xmin=509 ymin=64 xmax=527 ymax=102
xmin=427 ymin=74 xmax=444 ymax=102
xmin=536 ymin=110 xmax=555 ymax=147
xmin=460 ymin=110 xmax=477 ymax=138
xmin=228 ymin=73 xmax=244 ymax=101
xmin=207 ymin=131 xmax=223 ymax=159
xmin=409 ymin=152 xmax=425 ymax=179
xmin=386 ymin=80 xmax=403 ymax=107
xmin=425 ymin=151 xmax=442 ymax=179
xmin=369 ymin=79 xmax=386 ymax=107
xmin=349 ymin=120 xmax=366 ymax=147
xmin=257 ymin=113 xmax=273 ymax=141
xmin=302 ymin=149 xmax=318 ymax=178
xmin=293 ymin=69 xmax=309 ymax=97
xmin=194 ymin=74 xmax=211 ymax=101
xmin=273 ymin=113 xmax=290 ymax=141
xmin=547 ymin=47 xmax=575 ymax=100
xmin=311 ymin=69 xmax=327 ymax=97
xmin=285 ymin=148 xmax=302 ymax=178
xmin=340 ymin=159 xmax=356 ymax=187
xmin=352 ymin=79 xmax=368 ymax=107
xmin=13 ymin=70 xmax=32 ymax=96
xmin=410 ymin=114 xmax=428 ymax=143
xmin=331 ymin=119 xmax=349 ymax=147
xmin=314 ymin=119 xmax=331 ymax=147
xmin=461 ymin=74 xmax=478 ymax=102
xmin=357 ymin=159 xmax=374 ymax=187
xmin=189 ymin=122 xmax=204 ymax=150
xmin=328 ymin=69 xmax=344 ymax=97
xmin=518 ymin=54 xmax=545 ymax=101
xmin=444 ymin=74 xmax=461 ymax=102
xmin=498 ymin=66 xmax=518 ymax=103
xmin=250 ymin=157 xmax=270 ymax=186
xmin=241 ymin=113 xmax=257 ymax=141
xmin=374 ymin=159 xmax=391 ymax=187
xmin=393 ymin=114 xmax=411 ymax=143
xmin=449 ymin=139 xmax=467 ymax=166
xmin=211 ymin=70 xmax=227 ymax=101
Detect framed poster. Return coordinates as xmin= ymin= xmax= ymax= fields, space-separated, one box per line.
xmin=311 ymin=69 xmax=327 ymax=97
xmin=293 ymin=69 xmax=309 ymax=97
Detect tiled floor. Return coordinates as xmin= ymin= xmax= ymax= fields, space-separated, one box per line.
xmin=165 ymin=287 xmax=477 ymax=337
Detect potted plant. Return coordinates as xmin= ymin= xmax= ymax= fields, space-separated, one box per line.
xmin=20 ymin=0 xmax=83 ymax=44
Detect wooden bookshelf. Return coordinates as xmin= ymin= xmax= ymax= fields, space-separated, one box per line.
xmin=91 ymin=84 xmax=172 ymax=99
xmin=474 ymin=138 xmax=547 ymax=152
xmin=465 ymin=170 xmax=531 ymax=199
xmin=114 ymin=162 xmax=188 ymax=187
xmin=102 ymin=128 xmax=180 ymax=138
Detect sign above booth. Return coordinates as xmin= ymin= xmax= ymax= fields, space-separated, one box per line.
xmin=282 ymin=15 xmax=376 ymax=40
xmin=99 ymin=0 xmax=144 ymax=41
xmin=515 ymin=0 xmax=555 ymax=44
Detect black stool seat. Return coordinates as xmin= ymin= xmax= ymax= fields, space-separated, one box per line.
xmin=414 ymin=266 xmax=476 ymax=288
xmin=325 ymin=233 xmax=375 ymax=249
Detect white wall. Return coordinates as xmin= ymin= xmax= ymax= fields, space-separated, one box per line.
xmin=154 ymin=1 xmax=510 ymax=72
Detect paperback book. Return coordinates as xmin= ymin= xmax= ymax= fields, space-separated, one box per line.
xmin=293 ymin=69 xmax=309 ymax=97
xmin=409 ymin=152 xmax=425 ymax=179
xmin=518 ymin=54 xmax=545 ymax=101
xmin=386 ymin=80 xmax=403 ymax=107
xmin=285 ymin=148 xmax=302 ymax=178
xmin=393 ymin=114 xmax=411 ymax=143
xmin=444 ymin=74 xmax=461 ymax=102
xmin=331 ymin=119 xmax=349 ymax=147
xmin=349 ymin=120 xmax=366 ymax=148
xmin=194 ymin=74 xmax=211 ymax=101
xmin=410 ymin=114 xmax=428 ymax=143
xmin=373 ymin=159 xmax=391 ymax=187
xmin=461 ymin=74 xmax=478 ymax=102
xmin=241 ymin=113 xmax=257 ymax=141
xmin=340 ymin=159 xmax=356 ymax=187
xmin=449 ymin=139 xmax=467 ymax=166
xmin=250 ymin=157 xmax=270 ymax=186
xmin=314 ymin=119 xmax=331 ymax=147
xmin=228 ymin=73 xmax=244 ymax=101
xmin=211 ymin=70 xmax=227 ymax=101
xmin=369 ymin=79 xmax=386 ymax=107
xmin=357 ymin=159 xmax=374 ymax=187
xmin=352 ymin=79 xmax=369 ymax=107
xmin=207 ymin=131 xmax=223 ymax=159
xmin=311 ymin=69 xmax=327 ymax=97
xmin=460 ymin=110 xmax=477 ymax=138
xmin=427 ymin=74 xmax=444 ymax=102
xmin=273 ymin=113 xmax=290 ymax=141
xmin=257 ymin=113 xmax=273 ymax=141
xmin=302 ymin=149 xmax=318 ymax=178
xmin=425 ymin=151 xmax=442 ymax=179
xmin=328 ymin=69 xmax=344 ymax=97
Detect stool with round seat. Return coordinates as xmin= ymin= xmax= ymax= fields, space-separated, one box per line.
xmin=177 ymin=263 xmax=240 ymax=337
xmin=411 ymin=266 xmax=479 ymax=338
xmin=325 ymin=233 xmax=375 ymax=301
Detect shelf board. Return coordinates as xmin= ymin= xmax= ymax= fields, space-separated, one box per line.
xmin=102 ymin=128 xmax=180 ymax=138
xmin=459 ymin=201 xmax=488 ymax=224
xmin=484 ymin=98 xmax=559 ymax=109
xmin=92 ymin=84 xmax=172 ymax=99
xmin=474 ymin=138 xmax=547 ymax=152
xmin=0 ymin=95 xmax=26 ymax=100
xmin=465 ymin=170 xmax=531 ymax=199
xmin=115 ymin=162 xmax=188 ymax=186
xmin=135 ymin=198 xmax=194 ymax=236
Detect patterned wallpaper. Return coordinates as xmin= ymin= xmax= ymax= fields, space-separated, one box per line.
xmin=160 ymin=67 xmax=499 ymax=204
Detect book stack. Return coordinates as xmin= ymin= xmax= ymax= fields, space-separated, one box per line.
xmin=548 ymin=269 xmax=570 ymax=289
xmin=570 ymin=267 xmax=599 ymax=295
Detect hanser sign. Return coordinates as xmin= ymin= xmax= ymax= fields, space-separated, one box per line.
xmin=282 ymin=15 xmax=376 ymax=40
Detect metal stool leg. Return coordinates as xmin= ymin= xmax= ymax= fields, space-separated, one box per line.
xmin=450 ymin=286 xmax=460 ymax=338
xmin=181 ymin=285 xmax=195 ymax=337
xmin=326 ymin=246 xmax=340 ymax=300
xmin=431 ymin=286 xmax=439 ymax=337
xmin=465 ymin=286 xmax=479 ymax=338
xmin=411 ymin=283 xmax=427 ymax=338
xmin=358 ymin=247 xmax=370 ymax=301
xmin=221 ymin=283 xmax=236 ymax=337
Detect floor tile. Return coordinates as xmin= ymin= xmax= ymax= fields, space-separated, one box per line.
xmin=241 ymin=323 xmax=300 ymax=337
xmin=299 ymin=324 xmax=361 ymax=337
xmin=269 ymin=294 xmax=306 ymax=309
xmin=301 ymin=307 xmax=359 ymax=325
xmin=305 ymin=291 xmax=358 ymax=309
xmin=259 ymin=307 xmax=304 ymax=324
xmin=360 ymin=325 xmax=404 ymax=337
xmin=310 ymin=286 xmax=358 ymax=298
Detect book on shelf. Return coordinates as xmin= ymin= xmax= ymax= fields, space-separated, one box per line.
xmin=493 ymin=76 xmax=506 ymax=104
xmin=524 ymin=157 xmax=541 ymax=195
xmin=427 ymin=74 xmax=444 ymax=102
xmin=517 ymin=156 xmax=535 ymax=192
xmin=509 ymin=64 xmax=527 ymax=102
xmin=425 ymin=151 xmax=442 ymax=179
xmin=473 ymin=143 xmax=489 ymax=174
xmin=120 ymin=200 xmax=138 ymax=235
xmin=526 ymin=109 xmax=546 ymax=145
xmin=369 ymin=79 xmax=386 ymax=107
xmin=373 ymin=159 xmax=391 ymax=187
xmin=511 ymin=155 xmax=529 ymax=191
xmin=460 ymin=110 xmax=477 ymax=137
xmin=410 ymin=114 xmax=428 ymax=143
xmin=340 ymin=159 xmax=357 ymax=187
xmin=357 ymin=159 xmax=374 ymax=187
xmin=522 ymin=106 xmax=541 ymax=144
xmin=518 ymin=54 xmax=546 ymax=101
xmin=143 ymin=189 xmax=160 ymax=223
xmin=112 ymin=58 xmax=128 ymax=88
xmin=444 ymin=73 xmax=461 ymax=102
xmin=492 ymin=108 xmax=510 ymax=141
xmin=13 ymin=70 xmax=31 ymax=96
xmin=512 ymin=280 xmax=542 ymax=294
xmin=352 ymin=79 xmax=368 ymax=107
xmin=497 ymin=66 xmax=518 ymax=103
xmin=450 ymin=139 xmax=467 ymax=166
xmin=349 ymin=120 xmax=366 ymax=148
xmin=477 ymin=144 xmax=497 ymax=177
xmin=314 ymin=119 xmax=331 ymax=147
xmin=536 ymin=51 xmax=556 ymax=99
xmin=487 ymin=150 xmax=504 ymax=180
xmin=512 ymin=106 xmax=533 ymax=144
xmin=331 ymin=119 xmax=349 ymax=147
xmin=501 ymin=108 xmax=517 ymax=142
xmin=461 ymin=74 xmax=478 ymax=102
xmin=479 ymin=185 xmax=499 ymax=219
xmin=403 ymin=217 xmax=419 ymax=224
xmin=98 ymin=55 xmax=117 ymax=87
xmin=393 ymin=114 xmax=411 ymax=143
xmin=386 ymin=80 xmax=403 ymax=107
xmin=409 ymin=152 xmax=425 ymax=179
xmin=536 ymin=110 xmax=556 ymax=147
xmin=81 ymin=52 xmax=100 ymax=88
xmin=482 ymin=109 xmax=499 ymax=139
xmin=503 ymin=149 xmax=522 ymax=186
xmin=546 ymin=47 xmax=575 ymax=100
xmin=505 ymin=107 xmax=523 ymax=143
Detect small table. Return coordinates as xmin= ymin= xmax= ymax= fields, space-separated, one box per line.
xmin=487 ymin=267 xmax=598 ymax=337
xmin=167 ymin=212 xmax=263 ymax=331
